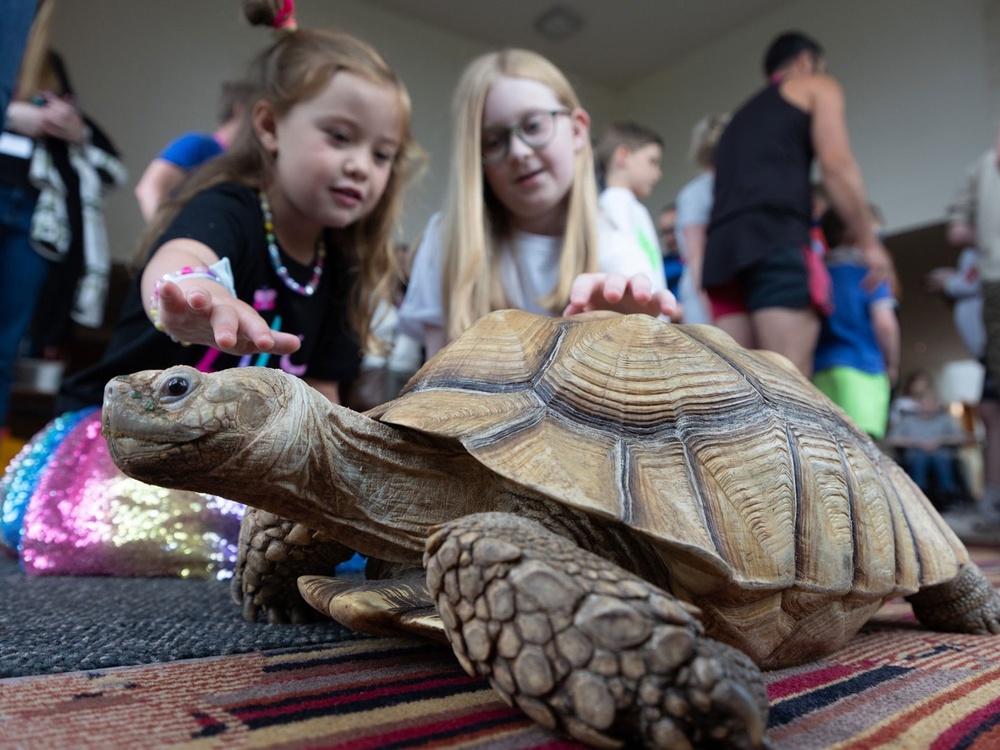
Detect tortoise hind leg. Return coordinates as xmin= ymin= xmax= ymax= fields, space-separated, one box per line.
xmin=907 ymin=563 xmax=1000 ymax=635
xmin=233 ymin=506 xmax=356 ymax=623
xmin=425 ymin=512 xmax=768 ymax=750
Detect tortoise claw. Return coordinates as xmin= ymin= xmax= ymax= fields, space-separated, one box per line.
xmin=241 ymin=592 xmax=260 ymax=623
xmin=298 ymin=571 xmax=447 ymax=642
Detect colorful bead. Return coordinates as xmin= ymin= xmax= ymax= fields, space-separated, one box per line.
xmin=259 ymin=191 xmax=326 ymax=297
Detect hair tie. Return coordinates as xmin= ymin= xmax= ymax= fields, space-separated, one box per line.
xmin=273 ymin=0 xmax=297 ymax=30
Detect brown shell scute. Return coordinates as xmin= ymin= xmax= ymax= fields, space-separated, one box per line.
xmin=373 ymin=310 xmax=967 ymax=599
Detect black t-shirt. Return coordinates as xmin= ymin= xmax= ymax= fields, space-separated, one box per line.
xmin=704 ymin=83 xmax=815 ymax=287
xmin=57 ymin=182 xmax=361 ymax=412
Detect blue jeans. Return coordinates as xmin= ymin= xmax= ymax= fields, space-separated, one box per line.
xmin=0 ymin=184 xmax=50 ymax=428
xmin=0 ymin=1 xmax=35 ymax=118
xmin=904 ymin=448 xmax=960 ymax=494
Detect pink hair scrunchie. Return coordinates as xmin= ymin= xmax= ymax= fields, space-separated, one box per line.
xmin=274 ymin=0 xmax=297 ymax=30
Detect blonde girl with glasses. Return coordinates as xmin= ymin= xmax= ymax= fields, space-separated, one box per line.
xmin=400 ymin=48 xmax=677 ymax=358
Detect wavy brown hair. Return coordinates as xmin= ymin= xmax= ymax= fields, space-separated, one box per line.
xmin=137 ymin=6 xmax=422 ymax=352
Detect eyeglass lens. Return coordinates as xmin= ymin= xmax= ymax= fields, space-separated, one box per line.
xmin=481 ymin=110 xmax=565 ymax=163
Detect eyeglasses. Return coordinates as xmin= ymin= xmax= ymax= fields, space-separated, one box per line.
xmin=481 ymin=109 xmax=571 ymax=164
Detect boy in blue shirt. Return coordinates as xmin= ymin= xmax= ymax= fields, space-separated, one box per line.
xmin=813 ymin=205 xmax=899 ymax=439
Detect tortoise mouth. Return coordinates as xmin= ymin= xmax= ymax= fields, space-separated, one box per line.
xmin=101 ymin=405 xmax=210 ymax=482
xmin=102 ymin=406 xmax=207 ymax=446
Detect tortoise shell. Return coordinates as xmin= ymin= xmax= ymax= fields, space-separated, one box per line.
xmin=371 ymin=310 xmax=967 ymax=666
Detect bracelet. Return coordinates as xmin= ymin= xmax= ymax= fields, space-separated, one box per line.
xmin=148 ymin=258 xmax=236 ymax=343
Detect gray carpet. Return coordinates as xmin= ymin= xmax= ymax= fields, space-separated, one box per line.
xmin=0 ymin=553 xmax=360 ymax=678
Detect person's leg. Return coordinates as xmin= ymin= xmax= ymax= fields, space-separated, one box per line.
xmin=750 ymin=307 xmax=821 ymax=377
xmin=929 ymin=448 xmax=960 ymax=494
xmin=904 ymin=449 xmax=931 ymax=492
xmin=0 ymin=186 xmax=50 ymax=429
xmin=978 ymin=365 xmax=1000 ymax=505
xmin=707 ymin=283 xmax=754 ymax=347
xmin=741 ymin=243 xmax=821 ymax=377
xmin=983 ymin=282 xmax=1000 ymax=393
xmin=713 ymin=312 xmax=755 ymax=348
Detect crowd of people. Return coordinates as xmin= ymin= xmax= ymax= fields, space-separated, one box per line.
xmin=0 ymin=0 xmax=996 ymax=587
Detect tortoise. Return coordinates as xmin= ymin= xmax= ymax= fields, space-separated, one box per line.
xmin=102 ymin=310 xmax=1000 ymax=749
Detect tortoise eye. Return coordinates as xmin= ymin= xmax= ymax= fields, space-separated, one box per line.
xmin=160 ymin=375 xmax=191 ymax=401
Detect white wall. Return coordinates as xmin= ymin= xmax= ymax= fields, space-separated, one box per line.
xmin=49 ymin=0 xmax=996 ymax=262
xmin=626 ymin=0 xmax=998 ymax=232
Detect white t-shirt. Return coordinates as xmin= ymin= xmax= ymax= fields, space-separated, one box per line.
xmin=398 ymin=210 xmax=664 ymax=340
xmin=598 ymin=186 xmax=665 ymax=277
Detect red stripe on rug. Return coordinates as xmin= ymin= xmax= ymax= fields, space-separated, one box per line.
xmin=337 ymin=705 xmax=536 ymax=749
xmin=767 ymin=664 xmax=864 ymax=701
xmin=232 ymin=671 xmax=484 ymax=722
xmin=931 ymin=693 xmax=1000 ymax=750
xmin=848 ymin=662 xmax=1000 ymax=747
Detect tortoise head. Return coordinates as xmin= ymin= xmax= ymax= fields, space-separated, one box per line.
xmin=102 ymin=365 xmax=302 ymax=492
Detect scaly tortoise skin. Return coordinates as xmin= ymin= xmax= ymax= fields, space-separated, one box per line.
xmin=102 ymin=310 xmax=1000 ymax=749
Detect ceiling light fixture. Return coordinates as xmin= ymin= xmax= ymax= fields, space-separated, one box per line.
xmin=534 ymin=6 xmax=583 ymax=42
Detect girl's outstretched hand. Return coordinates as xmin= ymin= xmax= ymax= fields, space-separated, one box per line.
xmin=563 ymin=272 xmax=678 ymax=319
xmin=154 ymin=280 xmax=302 ymax=355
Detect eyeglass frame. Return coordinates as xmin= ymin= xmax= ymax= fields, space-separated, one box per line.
xmin=480 ymin=109 xmax=572 ymax=164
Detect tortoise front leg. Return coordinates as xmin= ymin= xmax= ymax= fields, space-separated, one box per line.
xmin=233 ymin=507 xmax=355 ymax=623
xmin=907 ymin=563 xmax=1000 ymax=635
xmin=425 ymin=512 xmax=769 ymax=750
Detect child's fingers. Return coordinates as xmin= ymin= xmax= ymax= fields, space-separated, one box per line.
xmin=208 ymin=304 xmax=242 ymax=350
xmin=568 ymin=273 xmax=600 ymax=305
xmin=600 ymin=273 xmax=627 ymax=303
xmin=267 ymin=331 xmax=303 ymax=355
xmin=654 ymin=289 xmax=679 ymax=317
xmin=155 ymin=280 xmax=190 ymax=313
xmin=620 ymin=273 xmax=652 ymax=303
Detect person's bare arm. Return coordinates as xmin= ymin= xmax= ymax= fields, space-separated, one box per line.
xmin=681 ymin=224 xmax=706 ymax=292
xmin=4 ymin=101 xmax=47 ymax=138
xmin=681 ymin=223 xmax=713 ymax=319
xmin=947 ymin=223 xmax=977 ymax=248
xmin=945 ymin=159 xmax=979 ymax=248
xmin=305 ymin=378 xmax=342 ymax=404
xmin=870 ymin=303 xmax=900 ymax=388
xmin=5 ymin=96 xmax=84 ymax=143
xmin=809 ymin=77 xmax=895 ymax=291
xmin=423 ymin=324 xmax=447 ymax=360
xmin=134 ymin=158 xmax=186 ymax=222
xmin=141 ymin=237 xmax=300 ymax=355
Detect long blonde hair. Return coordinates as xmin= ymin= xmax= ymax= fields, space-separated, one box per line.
xmin=137 ymin=14 xmax=422 ymax=352
xmin=441 ymin=48 xmax=599 ymax=341
xmin=15 ymin=0 xmax=62 ymax=99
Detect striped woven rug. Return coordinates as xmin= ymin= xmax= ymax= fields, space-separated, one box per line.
xmin=2 ymin=547 xmax=999 ymax=749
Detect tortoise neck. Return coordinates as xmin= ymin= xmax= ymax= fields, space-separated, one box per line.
xmin=246 ymin=388 xmax=498 ymax=563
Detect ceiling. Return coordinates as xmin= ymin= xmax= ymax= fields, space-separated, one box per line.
xmin=366 ymin=0 xmax=797 ymax=87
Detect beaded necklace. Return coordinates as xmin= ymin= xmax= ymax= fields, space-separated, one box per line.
xmin=259 ymin=191 xmax=326 ymax=296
